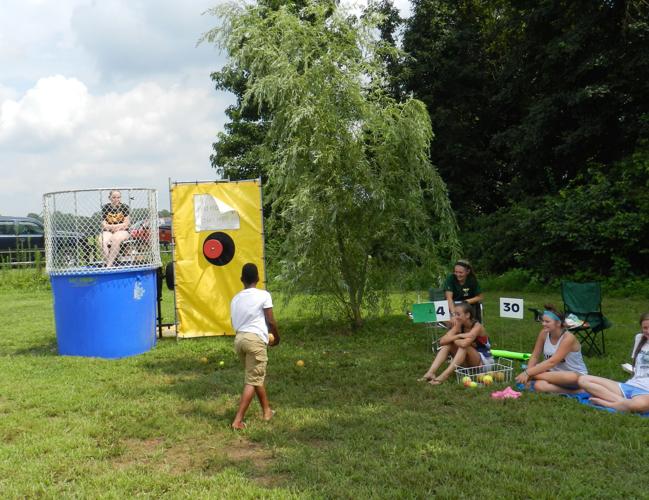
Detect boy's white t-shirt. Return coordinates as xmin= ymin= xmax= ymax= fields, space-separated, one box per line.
xmin=230 ymin=287 xmax=273 ymax=344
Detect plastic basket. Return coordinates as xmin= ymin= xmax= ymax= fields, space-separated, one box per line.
xmin=455 ymin=358 xmax=513 ymax=386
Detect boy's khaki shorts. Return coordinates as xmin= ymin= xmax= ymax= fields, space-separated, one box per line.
xmin=234 ymin=332 xmax=268 ymax=386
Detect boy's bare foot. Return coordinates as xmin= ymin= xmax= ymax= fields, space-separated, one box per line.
xmin=262 ymin=409 xmax=275 ymax=421
xmin=231 ymin=421 xmax=246 ymax=430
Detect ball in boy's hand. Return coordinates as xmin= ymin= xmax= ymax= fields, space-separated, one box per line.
xmin=268 ymin=333 xmax=275 ymax=345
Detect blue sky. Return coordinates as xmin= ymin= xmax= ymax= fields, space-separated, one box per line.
xmin=0 ymin=0 xmax=411 ymax=216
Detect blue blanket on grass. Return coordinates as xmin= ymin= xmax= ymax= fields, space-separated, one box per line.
xmin=515 ymin=383 xmax=649 ymax=417
xmin=562 ymin=392 xmax=649 ymax=417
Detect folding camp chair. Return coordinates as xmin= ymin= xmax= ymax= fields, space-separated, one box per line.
xmin=428 ymin=287 xmax=450 ymax=350
xmin=411 ymin=301 xmax=442 ymax=352
xmin=561 ymin=281 xmax=612 ymax=356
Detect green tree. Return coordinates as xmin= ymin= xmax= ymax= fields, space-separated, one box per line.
xmin=403 ymin=0 xmax=649 ymax=217
xmin=210 ymin=64 xmax=270 ymax=181
xmin=463 ymin=144 xmax=649 ymax=279
xmin=490 ymin=0 xmax=649 ymax=200
xmin=205 ymin=0 xmax=459 ymax=327
xmin=209 ymin=1 xmax=311 ymax=181
xmin=403 ymin=0 xmax=508 ymax=218
xmin=365 ymin=0 xmax=405 ymax=100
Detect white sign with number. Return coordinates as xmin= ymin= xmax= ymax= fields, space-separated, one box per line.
xmin=500 ymin=297 xmax=524 ymax=319
xmin=433 ymin=300 xmax=451 ymax=321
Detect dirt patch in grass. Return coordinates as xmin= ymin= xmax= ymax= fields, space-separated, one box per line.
xmin=112 ymin=434 xmax=284 ymax=486
xmin=223 ymin=437 xmax=287 ymax=487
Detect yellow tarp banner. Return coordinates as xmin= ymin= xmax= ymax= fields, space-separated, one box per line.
xmin=171 ymin=180 xmax=264 ymax=338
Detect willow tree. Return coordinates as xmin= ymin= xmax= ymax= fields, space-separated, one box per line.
xmin=204 ymin=0 xmax=459 ymax=328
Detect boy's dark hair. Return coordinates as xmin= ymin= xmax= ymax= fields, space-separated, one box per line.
xmin=241 ymin=263 xmax=259 ymax=285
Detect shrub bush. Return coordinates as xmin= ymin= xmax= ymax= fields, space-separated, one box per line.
xmin=462 ymin=146 xmax=649 ymax=282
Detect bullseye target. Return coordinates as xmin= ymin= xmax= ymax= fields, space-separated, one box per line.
xmin=202 ymin=232 xmax=235 ymax=266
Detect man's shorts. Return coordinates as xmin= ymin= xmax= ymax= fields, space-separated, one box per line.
xmin=619 ymin=382 xmax=649 ymax=399
xmin=234 ymin=332 xmax=268 ymax=386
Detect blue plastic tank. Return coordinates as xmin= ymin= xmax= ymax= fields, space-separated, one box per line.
xmin=50 ymin=268 xmax=157 ymax=358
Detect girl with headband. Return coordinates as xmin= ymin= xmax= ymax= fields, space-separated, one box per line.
xmin=514 ymin=304 xmax=588 ymax=393
xmin=577 ymin=312 xmax=649 ymax=413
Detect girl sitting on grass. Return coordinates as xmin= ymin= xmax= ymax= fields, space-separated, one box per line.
xmin=577 ymin=312 xmax=649 ymax=413
xmin=418 ymin=302 xmax=493 ymax=385
xmin=514 ymin=304 xmax=587 ymax=393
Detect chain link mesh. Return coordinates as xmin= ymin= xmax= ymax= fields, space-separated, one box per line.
xmin=43 ymin=188 xmax=162 ymax=275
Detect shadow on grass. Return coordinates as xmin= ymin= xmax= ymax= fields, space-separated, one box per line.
xmin=13 ymin=338 xmax=58 ymax=357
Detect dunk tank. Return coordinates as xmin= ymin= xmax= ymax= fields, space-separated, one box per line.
xmin=43 ymin=188 xmax=161 ymax=358
xmin=169 ymin=179 xmax=265 ymax=338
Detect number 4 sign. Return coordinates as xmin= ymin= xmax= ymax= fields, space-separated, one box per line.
xmin=500 ymin=297 xmax=524 ymax=319
xmin=433 ymin=300 xmax=451 ymax=322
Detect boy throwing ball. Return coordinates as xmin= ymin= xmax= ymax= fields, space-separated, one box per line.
xmin=230 ymin=263 xmax=280 ymax=430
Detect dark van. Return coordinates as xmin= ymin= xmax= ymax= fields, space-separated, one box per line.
xmin=0 ymin=216 xmax=88 ymax=262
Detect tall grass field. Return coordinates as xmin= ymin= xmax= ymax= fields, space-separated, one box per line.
xmin=0 ymin=275 xmax=647 ymax=497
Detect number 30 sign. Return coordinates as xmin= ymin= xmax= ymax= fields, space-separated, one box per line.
xmin=499 ymin=297 xmax=524 ymax=319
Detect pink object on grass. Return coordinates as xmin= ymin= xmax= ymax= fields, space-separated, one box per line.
xmin=491 ymin=387 xmax=522 ymax=399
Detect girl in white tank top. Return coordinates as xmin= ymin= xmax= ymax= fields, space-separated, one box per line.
xmin=543 ymin=332 xmax=588 ymax=375
xmin=515 ymin=305 xmax=587 ymax=394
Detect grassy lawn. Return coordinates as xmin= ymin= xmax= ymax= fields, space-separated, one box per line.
xmin=0 ymin=284 xmax=647 ymax=497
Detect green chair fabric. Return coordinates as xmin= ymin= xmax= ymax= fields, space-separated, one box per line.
xmin=411 ymin=302 xmax=438 ymax=324
xmin=428 ymin=287 xmax=446 ymax=302
xmin=561 ymin=281 xmax=612 ymax=356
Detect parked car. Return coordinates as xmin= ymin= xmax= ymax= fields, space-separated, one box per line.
xmin=130 ymin=217 xmax=172 ymax=246
xmin=0 ymin=216 xmax=89 ymax=262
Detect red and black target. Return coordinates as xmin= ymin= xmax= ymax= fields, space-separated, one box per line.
xmin=202 ymin=232 xmax=235 ymax=266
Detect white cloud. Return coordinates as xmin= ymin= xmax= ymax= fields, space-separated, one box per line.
xmin=0 ymin=0 xmax=231 ymax=216
xmin=0 ymin=0 xmax=412 ymax=216
xmin=0 ymin=76 xmax=89 ymax=149
xmin=0 ymin=76 xmax=233 ymax=215
xmin=0 ymin=0 xmax=97 ymax=93
xmin=70 ymin=0 xmax=225 ymax=82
